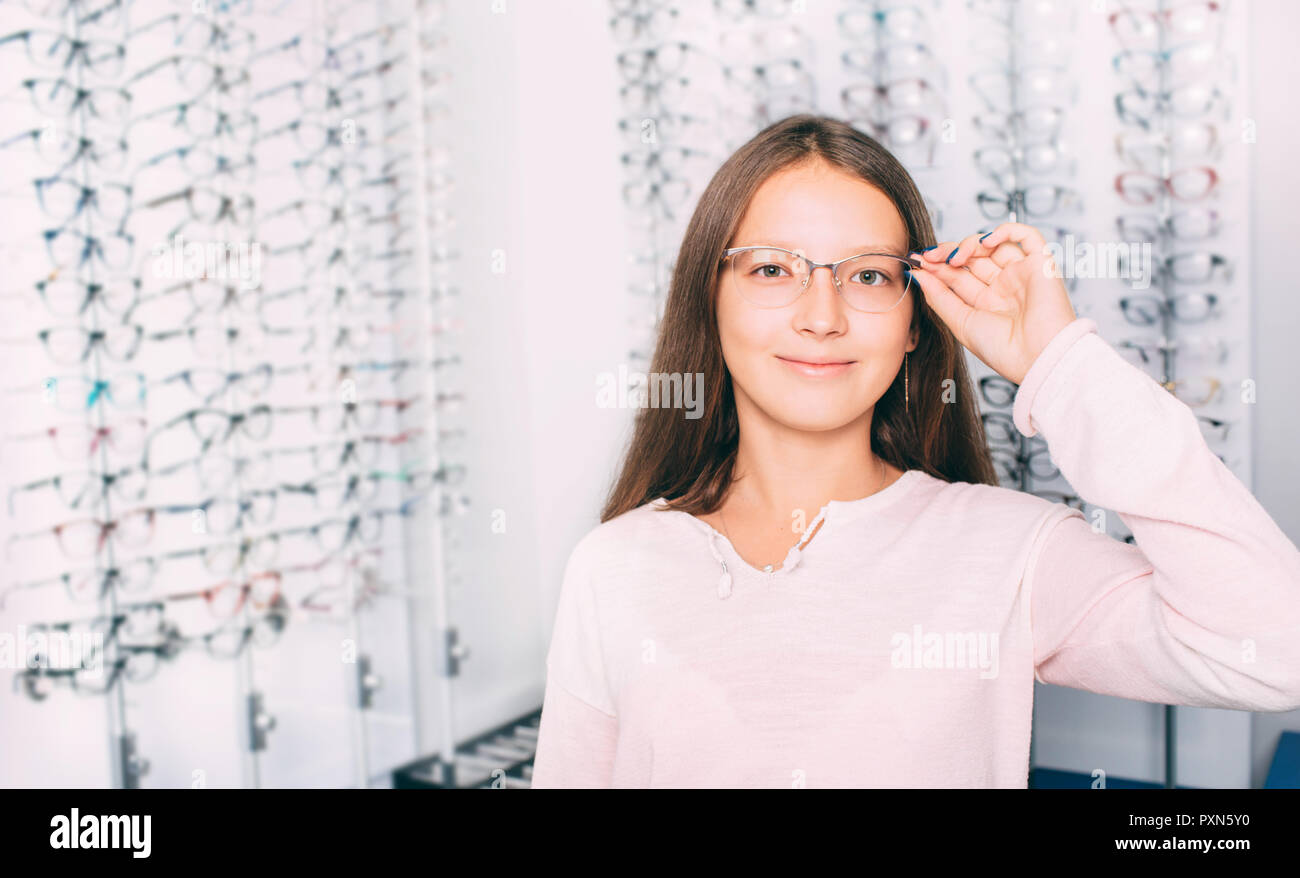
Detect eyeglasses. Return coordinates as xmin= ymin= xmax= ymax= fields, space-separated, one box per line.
xmin=1116 ymin=208 xmax=1221 ymax=242
xmin=982 ymin=411 xmax=1054 ymax=468
xmin=194 ymin=606 xmax=288 ymax=660
xmin=29 ymin=176 xmax=132 ymax=227
xmin=615 ymin=41 xmax=719 ymax=83
xmin=979 ymin=374 xmax=1018 ymax=408
xmin=1113 ymin=41 xmax=1228 ymax=87
xmin=620 ymin=145 xmax=717 ymax=179
xmin=971 ymin=0 xmax=1075 ymax=30
xmin=973 ymin=106 xmax=1065 ymax=144
xmin=1 ymin=557 xmax=156 ymax=610
xmin=163 ymin=532 xmax=282 ymax=576
xmin=1129 ymin=252 xmax=1233 ymax=286
xmin=1119 ymin=292 xmax=1220 ymax=326
xmin=6 ymin=416 xmax=148 ymax=460
xmin=295 ymin=429 xmax=426 ymax=476
xmin=977 ymin=185 xmax=1081 ymax=221
xmin=1115 ymin=125 xmax=1221 ymax=172
xmin=145 ymin=405 xmax=274 ymax=464
xmin=842 ymin=44 xmax=944 ymax=82
xmin=836 ymin=4 xmax=930 ymax=39
xmin=610 ymin=2 xmax=679 ymax=43
xmin=148 ymin=323 xmax=313 ymax=361
xmin=157 ymin=363 xmax=278 ymax=405
xmin=969 ymin=31 xmax=1073 ymax=69
xmin=617 ymin=111 xmax=713 ymax=148
xmin=152 ymin=450 xmax=276 ymax=494
xmin=9 ymin=464 xmax=147 ymax=514
xmin=129 ymin=280 xmax=262 ymax=327
xmin=283 ymin=469 xmax=385 ymax=508
xmin=1115 ymin=85 xmax=1227 ymax=128
xmin=720 ymin=246 xmax=920 ymax=313
xmin=0 ymin=29 xmax=126 ymax=79
xmin=1108 ymin=1 xmax=1222 ymax=48
xmin=164 ymin=571 xmax=284 ymax=620
xmin=20 ymin=77 xmax=131 ymax=123
xmin=133 ymin=141 xmax=257 ymax=187
xmin=15 ymin=622 xmax=183 ymax=700
xmin=158 ymin=491 xmax=278 ymax=535
xmin=143 ymin=185 xmax=256 ymax=226
xmin=7 ymin=507 xmax=155 ymax=559
xmin=34 ymin=277 xmax=140 ymax=318
xmin=969 ymin=67 xmax=1076 ymax=112
xmin=42 ymin=227 xmax=133 ymax=271
xmin=623 ymin=182 xmax=694 ymax=232
xmin=41 ymin=373 xmax=147 ymax=412
xmin=287 ymin=495 xmax=429 ymax=555
xmin=369 ymin=459 xmax=466 ymax=491
xmin=283 ymin=396 xmax=425 ymax=434
xmin=0 ymin=126 xmax=128 ymax=176
xmin=125 ymin=55 xmax=255 ymax=116
xmin=33 ymin=324 xmax=143 ymax=365
xmin=1115 ymin=167 xmax=1218 ymax=205
xmin=1117 ymin=334 xmax=1228 ymax=369
xmin=990 ymin=445 xmax=1059 ymax=484
xmin=841 ymin=78 xmax=943 ymax=122
xmin=975 ymin=141 xmax=1075 ymax=186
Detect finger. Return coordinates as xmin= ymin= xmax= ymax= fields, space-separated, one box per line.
xmin=987 ymin=239 xmax=1030 ymax=269
xmin=912 ymin=255 xmax=992 ymax=309
xmin=943 ymin=230 xmax=994 ymax=268
xmin=958 ymin=239 xmax=1029 ymax=283
xmin=906 ymin=256 xmax=974 ymax=342
xmin=958 ymin=254 xmax=1003 ymax=285
xmin=977 ymin=222 xmax=1049 ymax=262
xmin=919 ymin=241 xmax=958 ymax=264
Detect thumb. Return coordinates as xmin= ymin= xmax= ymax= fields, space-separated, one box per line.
xmin=908 ymin=264 xmax=973 ymax=346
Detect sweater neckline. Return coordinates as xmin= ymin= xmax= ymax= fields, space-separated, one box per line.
xmin=650 ymin=469 xmax=926 ymax=596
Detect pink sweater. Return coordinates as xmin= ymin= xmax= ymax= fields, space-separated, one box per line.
xmin=530 ymin=317 xmax=1300 ymax=788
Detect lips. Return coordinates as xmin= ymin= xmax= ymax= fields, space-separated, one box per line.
xmin=776 ymin=356 xmax=855 ymax=378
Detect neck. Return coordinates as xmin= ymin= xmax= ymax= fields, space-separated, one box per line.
xmin=726 ymin=403 xmax=888 ymax=520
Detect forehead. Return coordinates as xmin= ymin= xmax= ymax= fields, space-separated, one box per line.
xmin=732 ymin=161 xmax=909 ymax=255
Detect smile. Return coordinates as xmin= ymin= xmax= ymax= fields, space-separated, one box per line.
xmin=775 ymin=356 xmax=855 ymax=378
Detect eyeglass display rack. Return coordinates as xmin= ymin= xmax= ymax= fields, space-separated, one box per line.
xmin=0 ymin=0 xmax=466 ymax=788
xmin=392 ymin=706 xmax=540 ymax=789
xmin=963 ymin=0 xmax=1084 ymax=509
xmin=1106 ymin=0 xmax=1240 ymax=791
xmin=838 ymin=0 xmax=948 ymax=236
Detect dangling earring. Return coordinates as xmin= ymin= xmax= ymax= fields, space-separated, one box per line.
xmin=904 ymin=352 xmax=909 ymax=412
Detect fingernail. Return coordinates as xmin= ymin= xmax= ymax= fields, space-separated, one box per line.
xmin=945 ymin=247 xmax=959 ymax=264
xmin=920 ymin=245 xmax=938 ymax=252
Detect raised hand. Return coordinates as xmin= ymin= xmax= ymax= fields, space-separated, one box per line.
xmin=906 ymin=222 xmax=1078 ymax=386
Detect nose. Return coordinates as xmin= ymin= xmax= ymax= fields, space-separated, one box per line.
xmin=793 ymin=262 xmax=848 ymax=336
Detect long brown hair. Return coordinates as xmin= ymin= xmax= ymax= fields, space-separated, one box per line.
xmin=601 ymin=114 xmax=996 ymax=523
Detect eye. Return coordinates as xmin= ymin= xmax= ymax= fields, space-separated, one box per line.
xmin=750 ymin=263 xmax=790 ymax=278
xmin=851 ymin=269 xmax=889 ymax=285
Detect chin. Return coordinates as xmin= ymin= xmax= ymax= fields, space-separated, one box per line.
xmin=763 ymin=398 xmax=866 ymax=433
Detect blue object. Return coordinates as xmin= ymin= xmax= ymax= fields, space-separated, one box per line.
xmin=1264 ymin=731 xmax=1300 ymax=788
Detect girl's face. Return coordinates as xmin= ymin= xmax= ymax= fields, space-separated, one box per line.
xmin=716 ymin=159 xmax=918 ymax=433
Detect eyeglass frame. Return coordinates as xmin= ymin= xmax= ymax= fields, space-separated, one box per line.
xmin=719 ymin=245 xmax=922 ymax=313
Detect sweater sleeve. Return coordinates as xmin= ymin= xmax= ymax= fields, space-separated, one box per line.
xmin=1015 ymin=318 xmax=1300 ymax=711
xmin=530 ymin=533 xmax=619 ymax=788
